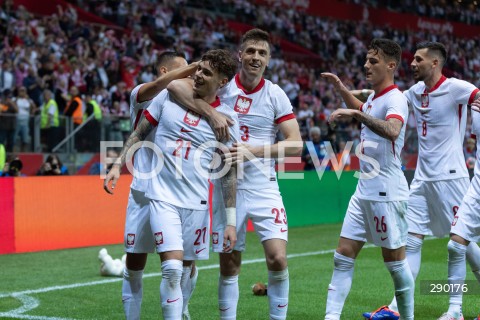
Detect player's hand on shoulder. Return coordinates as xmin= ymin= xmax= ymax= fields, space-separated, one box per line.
xmin=223 ymin=225 xmax=237 ymax=253
xmin=103 ymin=164 xmax=121 ymax=195
xmin=207 ymin=109 xmax=233 ymax=142
xmin=471 ymin=98 xmax=480 ymax=113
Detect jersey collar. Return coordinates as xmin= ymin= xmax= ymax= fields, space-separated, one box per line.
xmin=373 ymin=84 xmax=398 ymax=101
xmin=425 ymin=75 xmax=447 ymax=93
xmin=235 ymin=73 xmax=265 ymax=94
xmin=210 ymin=96 xmax=221 ymax=108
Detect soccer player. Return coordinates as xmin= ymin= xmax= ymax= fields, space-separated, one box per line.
xmin=167 ymin=29 xmax=302 ymax=320
xmin=362 ymin=42 xmax=480 ymax=320
xmin=105 ymin=51 xmax=238 ymax=319
xmin=322 ymin=38 xmax=414 ymax=320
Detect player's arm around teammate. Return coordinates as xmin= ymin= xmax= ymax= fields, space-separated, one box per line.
xmin=168 ymin=78 xmax=233 ymax=142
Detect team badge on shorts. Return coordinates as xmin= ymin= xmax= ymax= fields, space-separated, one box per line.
xmin=183 ymin=110 xmax=201 ymax=127
xmin=421 ymin=93 xmax=429 ymax=108
xmin=234 ymin=96 xmax=252 ymax=114
xmin=154 ymin=232 xmax=164 ymax=245
xmin=126 ymin=233 xmax=135 ymax=246
xmin=212 ymin=232 xmax=219 ymax=245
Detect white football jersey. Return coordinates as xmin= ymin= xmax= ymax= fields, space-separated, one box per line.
xmin=403 ymin=76 xmax=479 ymax=181
xmin=355 ymin=85 xmax=409 ymax=201
xmin=144 ymin=89 xmax=239 ymax=210
xmin=218 ymin=74 xmax=295 ymax=190
xmin=467 ymin=110 xmax=480 ymax=200
xmin=129 ymin=84 xmax=156 ymax=192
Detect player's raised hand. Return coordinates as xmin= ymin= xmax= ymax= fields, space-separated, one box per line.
xmin=103 ymin=165 xmax=121 ymax=195
xmin=223 ymin=225 xmax=237 ymax=253
xmin=321 ymin=72 xmax=343 ymax=88
xmin=471 ymin=98 xmax=480 ymax=113
xmin=329 ymin=108 xmax=356 ymax=125
xmin=207 ymin=109 xmax=234 ymax=142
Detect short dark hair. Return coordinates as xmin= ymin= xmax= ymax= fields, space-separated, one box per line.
xmin=368 ymin=38 xmax=402 ymax=66
xmin=416 ymin=41 xmax=447 ymax=66
xmin=157 ymin=51 xmax=186 ymax=69
xmin=201 ymin=49 xmax=237 ymax=81
xmin=241 ymin=28 xmax=270 ymax=47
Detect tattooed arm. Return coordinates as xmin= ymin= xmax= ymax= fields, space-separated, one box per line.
xmin=103 ymin=117 xmax=154 ymax=194
xmin=329 ymin=108 xmax=403 ymax=141
xmin=220 ymin=165 xmax=237 ymax=252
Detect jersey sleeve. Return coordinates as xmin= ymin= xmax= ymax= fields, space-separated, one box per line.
xmin=144 ymin=89 xmax=168 ymax=126
xmin=272 ymin=85 xmax=296 ymax=124
xmin=451 ymin=79 xmax=479 ymax=105
xmin=385 ymin=92 xmax=409 ymax=125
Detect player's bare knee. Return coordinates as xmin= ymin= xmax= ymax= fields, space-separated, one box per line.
xmin=265 ymin=252 xmax=287 ymax=271
xmin=219 ymin=252 xmax=241 ymax=276
xmin=126 ymin=253 xmax=148 ymax=270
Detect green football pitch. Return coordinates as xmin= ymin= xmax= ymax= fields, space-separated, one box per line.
xmin=0 ymin=224 xmax=478 ymax=319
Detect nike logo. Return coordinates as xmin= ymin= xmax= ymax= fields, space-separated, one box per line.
xmin=166 ymin=298 xmax=180 ymax=303
xmin=278 ymin=303 xmax=288 ymax=308
xmin=280 ymin=228 xmax=288 ymax=233
xmin=381 ymin=236 xmax=388 ymax=241
xmin=195 ymin=247 xmax=206 ymax=254
xmin=181 ymin=127 xmax=192 ymax=133
xmin=328 ymin=288 xmax=335 ymax=291
xmin=219 ymin=307 xmax=230 ymax=311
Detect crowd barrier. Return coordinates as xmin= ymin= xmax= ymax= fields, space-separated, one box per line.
xmin=0 ymin=171 xmax=360 ymax=254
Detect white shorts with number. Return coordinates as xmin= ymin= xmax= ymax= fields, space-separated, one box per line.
xmin=406 ymin=178 xmax=469 ymax=237
xmin=451 ymin=194 xmax=480 ymax=243
xmin=340 ymin=195 xmax=408 ymax=249
xmin=212 ymin=188 xmax=288 ymax=253
xmin=149 ymin=200 xmax=210 ymax=260
xmin=124 ymin=188 xmax=155 ymax=253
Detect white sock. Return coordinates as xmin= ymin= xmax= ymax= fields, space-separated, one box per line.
xmin=384 ymin=259 xmax=414 ymax=320
xmin=387 ymin=235 xmax=423 ymax=312
xmin=122 ymin=268 xmax=144 ymax=320
xmin=218 ymin=275 xmax=239 ymax=320
xmin=160 ymin=260 xmax=183 ymax=320
xmin=447 ymin=240 xmax=467 ymax=317
xmin=181 ymin=265 xmax=198 ymax=316
xmin=325 ymin=252 xmax=355 ymax=320
xmin=268 ymin=269 xmax=289 ymax=320
xmin=466 ymin=242 xmax=480 ymax=282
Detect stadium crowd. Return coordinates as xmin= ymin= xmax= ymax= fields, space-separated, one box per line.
xmin=0 ymin=0 xmax=479 ymax=170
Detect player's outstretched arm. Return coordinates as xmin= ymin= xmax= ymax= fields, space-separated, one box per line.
xmin=321 ymin=72 xmax=364 ymax=109
xmin=221 ymin=165 xmax=237 ymax=252
xmin=329 ymin=109 xmax=403 ymax=141
xmin=167 ymin=79 xmax=233 ymax=141
xmin=137 ymin=62 xmax=199 ymax=103
xmin=103 ymin=117 xmax=154 ymax=194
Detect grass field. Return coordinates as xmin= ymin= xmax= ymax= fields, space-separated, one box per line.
xmin=0 ymin=224 xmax=478 ymax=320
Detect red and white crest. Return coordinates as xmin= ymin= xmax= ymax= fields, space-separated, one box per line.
xmin=212 ymin=232 xmax=219 ymax=244
xmin=127 ymin=233 xmax=135 ymax=246
xmin=234 ymin=96 xmax=252 ymax=114
xmin=421 ymin=93 xmax=429 ymax=108
xmin=154 ymin=232 xmax=164 ymax=245
xmin=183 ymin=111 xmax=201 ymax=126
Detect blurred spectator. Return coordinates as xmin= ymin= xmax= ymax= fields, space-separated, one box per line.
xmin=83 ymin=93 xmax=103 ymax=152
xmin=1 ymin=157 xmax=25 ymax=177
xmin=302 ymin=126 xmax=330 ymax=171
xmin=37 ymin=154 xmax=69 ymax=176
xmin=89 ymin=148 xmax=118 ymax=175
xmin=23 ymin=68 xmax=43 ymax=107
xmin=64 ymin=86 xmax=83 ymax=125
xmin=40 ymin=89 xmax=60 ymax=152
xmin=0 ymin=60 xmax=14 ymax=96
xmin=13 ymin=86 xmax=36 ymax=152
xmin=0 ymin=91 xmax=18 ymax=152
xmin=297 ymin=101 xmax=314 ymax=138
xmin=333 ymin=140 xmax=351 ymax=171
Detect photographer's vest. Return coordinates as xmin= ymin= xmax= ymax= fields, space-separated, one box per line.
xmin=40 ymin=99 xmax=59 ymax=128
xmin=65 ymin=97 xmax=83 ymax=125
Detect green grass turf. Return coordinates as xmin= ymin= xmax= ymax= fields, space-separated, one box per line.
xmin=0 ymin=224 xmax=478 ymax=319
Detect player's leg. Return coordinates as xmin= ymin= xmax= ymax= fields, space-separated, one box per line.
xmin=263 ymin=239 xmax=289 ymax=320
xmin=218 ymin=251 xmax=242 ymax=320
xmin=123 ymin=189 xmax=153 ymax=320
xmin=180 ymin=208 xmax=210 ymax=320
xmin=151 ymin=200 xmax=185 ymax=320
xmin=326 ymin=196 xmax=366 ymax=320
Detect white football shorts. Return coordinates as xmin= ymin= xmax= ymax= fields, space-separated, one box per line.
xmin=451 ymin=194 xmax=480 ymax=243
xmin=212 ymin=188 xmax=288 ymax=253
xmin=150 ymin=200 xmax=210 ymax=261
xmin=406 ymin=178 xmax=469 ymax=237
xmin=340 ymin=195 xmax=408 ymax=249
xmin=124 ymin=188 xmax=155 ymax=253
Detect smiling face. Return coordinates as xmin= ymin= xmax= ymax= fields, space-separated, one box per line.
xmin=192 ymin=61 xmax=226 ymax=99
xmin=239 ymin=40 xmax=270 ymax=78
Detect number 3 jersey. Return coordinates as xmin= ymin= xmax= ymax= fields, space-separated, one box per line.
xmin=357 ymin=85 xmax=409 ymax=201
xmin=403 ymin=76 xmax=479 ymax=181
xmin=218 ymin=74 xmax=295 ymax=191
xmin=143 ymin=89 xmax=239 ymax=210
